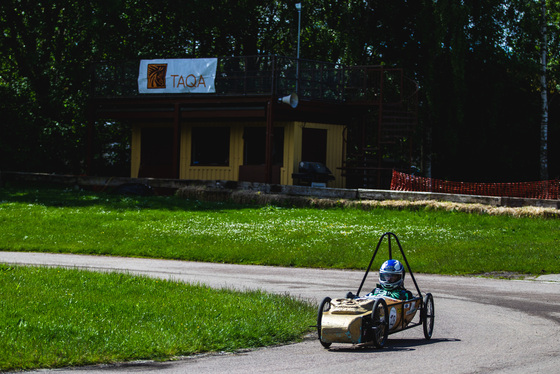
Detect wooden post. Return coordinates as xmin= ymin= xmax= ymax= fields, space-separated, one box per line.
xmin=265 ymin=56 xmax=277 ymax=184
xmin=173 ymin=103 xmax=180 ymax=179
xmin=265 ymin=100 xmax=274 ymax=184
xmin=86 ymin=103 xmax=95 ymax=176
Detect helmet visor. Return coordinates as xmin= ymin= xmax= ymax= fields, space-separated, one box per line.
xmin=380 ymin=273 xmax=401 ymax=283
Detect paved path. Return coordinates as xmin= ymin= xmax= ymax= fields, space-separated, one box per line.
xmin=2 ymin=252 xmax=559 ymax=374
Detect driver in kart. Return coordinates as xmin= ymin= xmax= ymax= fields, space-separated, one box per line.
xmin=367 ymin=259 xmax=413 ymax=300
xmin=347 ymin=259 xmax=413 ymax=300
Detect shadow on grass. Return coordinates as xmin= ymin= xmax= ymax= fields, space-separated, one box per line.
xmin=0 ymin=186 xmax=250 ymax=212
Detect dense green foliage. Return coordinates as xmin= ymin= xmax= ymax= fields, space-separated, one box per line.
xmin=0 ymin=265 xmax=315 ymax=371
xmin=0 ymin=1 xmax=559 ymax=180
xmin=1 ymin=187 xmax=559 ymax=275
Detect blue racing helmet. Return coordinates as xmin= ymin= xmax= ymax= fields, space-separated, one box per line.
xmin=379 ymin=259 xmax=405 ymax=290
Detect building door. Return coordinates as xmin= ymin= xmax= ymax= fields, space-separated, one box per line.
xmin=302 ymin=128 xmax=327 ymax=164
xmin=239 ymin=127 xmax=284 ymax=183
xmin=139 ymin=127 xmax=175 ymax=178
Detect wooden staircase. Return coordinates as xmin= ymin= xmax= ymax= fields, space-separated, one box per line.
xmin=342 ymin=70 xmax=418 ymax=189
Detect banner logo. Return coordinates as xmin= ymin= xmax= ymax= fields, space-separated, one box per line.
xmin=147 ymin=64 xmax=167 ymax=89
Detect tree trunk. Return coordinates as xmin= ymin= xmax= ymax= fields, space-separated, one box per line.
xmin=539 ymin=0 xmax=549 ymax=181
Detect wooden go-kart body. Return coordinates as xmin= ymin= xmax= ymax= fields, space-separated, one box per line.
xmin=317 ymin=232 xmax=435 ymax=349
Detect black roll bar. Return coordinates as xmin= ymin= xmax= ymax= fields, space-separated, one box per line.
xmin=356 ymin=232 xmax=423 ymax=298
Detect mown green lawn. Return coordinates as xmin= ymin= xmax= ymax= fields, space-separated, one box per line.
xmin=1 ymin=187 xmax=559 ymax=275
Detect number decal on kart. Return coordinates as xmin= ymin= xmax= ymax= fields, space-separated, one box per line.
xmin=389 ymin=307 xmax=397 ymax=329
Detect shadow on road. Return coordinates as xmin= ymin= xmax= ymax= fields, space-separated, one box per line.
xmin=324 ymin=337 xmax=461 ymax=353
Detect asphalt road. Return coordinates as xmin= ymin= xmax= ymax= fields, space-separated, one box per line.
xmin=1 ymin=252 xmax=559 ymax=374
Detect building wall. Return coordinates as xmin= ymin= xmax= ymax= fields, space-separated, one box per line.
xmin=131 ymin=120 xmax=346 ymax=187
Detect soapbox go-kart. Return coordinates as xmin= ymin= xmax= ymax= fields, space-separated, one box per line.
xmin=317 ymin=232 xmax=434 ymax=349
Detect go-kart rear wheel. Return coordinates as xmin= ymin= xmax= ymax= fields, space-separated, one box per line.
xmin=371 ymin=298 xmax=389 ymax=348
xmin=317 ymin=297 xmax=332 ymax=348
xmin=421 ymin=292 xmax=435 ymax=339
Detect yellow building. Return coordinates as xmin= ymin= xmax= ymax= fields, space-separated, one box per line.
xmin=88 ymin=56 xmax=417 ymax=189
xmin=130 ymin=120 xmax=345 ymax=188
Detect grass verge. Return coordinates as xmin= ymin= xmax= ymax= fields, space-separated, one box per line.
xmin=1 ymin=185 xmax=559 ymax=370
xmin=0 ymin=264 xmax=315 ymax=372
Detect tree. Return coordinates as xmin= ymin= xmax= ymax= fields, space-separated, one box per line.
xmin=1 ymin=0 xmax=558 ymax=182
xmin=0 ymin=1 xmax=96 ymax=172
xmin=540 ymin=0 xmax=549 ymax=181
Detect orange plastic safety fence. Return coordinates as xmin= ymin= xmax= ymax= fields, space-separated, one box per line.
xmin=390 ymin=170 xmax=560 ymax=200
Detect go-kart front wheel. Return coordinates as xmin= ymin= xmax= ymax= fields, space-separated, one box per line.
xmin=317 ymin=297 xmax=332 ymax=348
xmin=421 ymin=292 xmax=435 ymax=339
xmin=371 ymin=298 xmax=389 ymax=348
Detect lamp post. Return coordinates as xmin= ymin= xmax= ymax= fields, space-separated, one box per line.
xmin=295 ymin=3 xmax=301 ymax=93
xmin=296 ymin=3 xmax=301 ymax=60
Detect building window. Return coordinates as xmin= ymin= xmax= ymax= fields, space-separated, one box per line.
xmin=191 ymin=127 xmax=230 ymax=166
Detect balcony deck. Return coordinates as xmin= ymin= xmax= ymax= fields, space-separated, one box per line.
xmin=91 ymin=55 xmax=414 ymax=105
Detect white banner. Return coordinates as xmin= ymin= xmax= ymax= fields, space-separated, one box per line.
xmin=138 ymin=58 xmax=217 ymax=94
